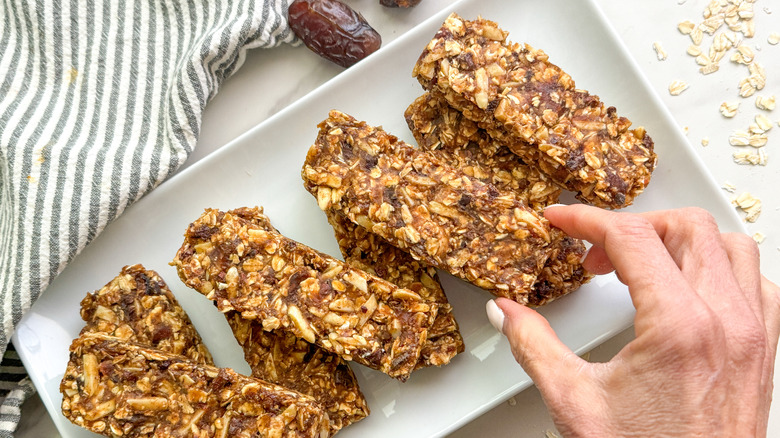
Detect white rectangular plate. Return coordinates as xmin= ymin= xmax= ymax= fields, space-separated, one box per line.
xmin=14 ymin=0 xmax=745 ymax=437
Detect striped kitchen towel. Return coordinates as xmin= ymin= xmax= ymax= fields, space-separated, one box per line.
xmin=0 ymin=0 xmax=297 ymax=434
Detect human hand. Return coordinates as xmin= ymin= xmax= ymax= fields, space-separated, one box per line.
xmin=486 ymin=205 xmax=780 ymax=437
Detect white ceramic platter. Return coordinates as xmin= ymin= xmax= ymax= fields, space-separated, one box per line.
xmin=13 ymin=0 xmax=746 ymax=436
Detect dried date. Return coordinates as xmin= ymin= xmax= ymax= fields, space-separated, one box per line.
xmin=380 ymin=0 xmax=422 ymax=7
xmin=288 ymin=0 xmax=382 ymax=68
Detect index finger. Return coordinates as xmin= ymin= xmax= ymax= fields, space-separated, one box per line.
xmin=543 ymin=204 xmax=692 ymax=313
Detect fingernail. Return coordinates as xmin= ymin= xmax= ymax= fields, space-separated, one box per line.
xmin=543 ymin=203 xmax=567 ymax=210
xmin=486 ymin=299 xmax=505 ymax=334
xmin=578 ymin=244 xmax=592 ymax=264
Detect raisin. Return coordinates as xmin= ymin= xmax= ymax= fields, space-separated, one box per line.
xmin=288 ymin=0 xmax=382 ymax=68
xmin=379 ymin=0 xmax=422 ymax=7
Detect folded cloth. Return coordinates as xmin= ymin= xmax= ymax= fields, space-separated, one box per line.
xmin=0 ymin=0 xmax=296 ymax=435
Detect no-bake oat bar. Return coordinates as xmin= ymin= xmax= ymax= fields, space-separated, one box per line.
xmin=302 ymin=110 xmax=566 ymax=304
xmin=404 ymin=94 xmax=591 ymax=304
xmin=412 ymin=13 xmax=657 ymax=209
xmin=61 ymin=333 xmax=328 ymax=438
xmin=172 ymin=207 xmax=438 ymax=381
xmin=326 ymin=211 xmax=463 ymax=367
xmin=79 ymin=264 xmax=213 ymax=365
xmin=404 ymin=92 xmax=561 ymax=211
xmin=225 ymin=312 xmax=369 ymax=433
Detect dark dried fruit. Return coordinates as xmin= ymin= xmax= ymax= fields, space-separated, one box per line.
xmin=288 ymin=0 xmax=382 ymax=68
xmin=379 ymin=0 xmax=422 ymax=7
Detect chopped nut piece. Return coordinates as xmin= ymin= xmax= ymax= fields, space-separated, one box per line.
xmin=653 ymin=41 xmax=668 ymax=60
xmin=753 ymin=232 xmax=766 ymax=244
xmin=173 ymin=207 xmax=436 ymax=381
xmin=755 ymin=95 xmax=776 ymax=110
xmin=225 ymin=313 xmax=369 ymax=433
xmin=61 ymin=334 xmax=328 ymax=438
xmin=722 ymin=181 xmax=737 ymax=193
xmin=79 ymin=264 xmax=213 ymax=365
xmin=701 ymin=137 xmax=710 ymax=147
xmin=302 ymin=111 xmax=586 ymax=305
xmin=769 ymin=32 xmax=780 ymax=45
xmin=412 ymin=13 xmax=656 ymax=209
xmin=669 ymin=80 xmax=689 ymax=95
xmin=720 ymin=101 xmax=740 ymax=117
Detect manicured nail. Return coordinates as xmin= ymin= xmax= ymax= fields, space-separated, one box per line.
xmin=486 ymin=299 xmax=505 ymax=334
xmin=578 ymin=245 xmax=592 ymax=264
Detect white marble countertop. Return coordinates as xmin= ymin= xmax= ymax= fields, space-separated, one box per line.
xmin=16 ymin=0 xmax=780 ymax=436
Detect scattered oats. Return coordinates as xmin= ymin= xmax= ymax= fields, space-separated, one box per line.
xmin=690 ymin=26 xmax=704 ymax=45
xmin=506 ymin=396 xmax=517 ymax=407
xmin=748 ymin=62 xmax=767 ymax=89
xmin=687 ymin=45 xmax=703 ymax=56
xmin=678 ymin=20 xmax=695 ymax=35
xmin=755 ymin=95 xmax=776 ymax=111
xmin=733 ymin=149 xmax=768 ymax=165
xmin=739 ymin=79 xmax=757 ymax=98
xmin=769 ymin=32 xmax=780 ymax=45
xmin=729 ymin=129 xmax=750 ymax=146
xmin=752 ymin=232 xmax=766 ymax=244
xmin=700 ymin=63 xmax=720 ymax=75
xmin=696 ymin=54 xmax=712 ymax=66
xmin=743 ymin=19 xmax=755 ymax=38
xmin=733 ymin=192 xmax=762 ymax=222
xmin=730 ymin=45 xmax=755 ymax=64
xmin=669 ymin=80 xmax=689 ymax=96
xmin=653 ymin=41 xmax=668 ymax=60
xmin=755 ymin=114 xmax=773 ymax=132
xmin=545 ymin=431 xmax=562 ymax=438
xmin=722 ymin=181 xmax=737 ymax=193
xmin=701 ymin=137 xmax=710 ymax=147
xmin=720 ymin=101 xmax=740 ymax=117
xmin=748 ymin=133 xmax=769 ymax=147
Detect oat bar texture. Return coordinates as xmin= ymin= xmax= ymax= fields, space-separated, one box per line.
xmin=60 ymin=333 xmax=328 ymax=438
xmin=404 ymin=92 xmax=561 ymax=211
xmin=172 ymin=207 xmax=438 ymax=381
xmin=225 ymin=312 xmax=369 ymax=433
xmin=404 ymin=93 xmax=592 ymax=304
xmin=412 ymin=13 xmax=657 ymax=209
xmin=302 ymin=110 xmax=576 ymax=304
xmin=326 ymin=211 xmax=464 ymax=367
xmin=79 ymin=264 xmax=213 ymax=365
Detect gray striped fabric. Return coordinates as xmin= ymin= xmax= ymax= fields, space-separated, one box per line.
xmin=0 ymin=0 xmax=296 ymax=434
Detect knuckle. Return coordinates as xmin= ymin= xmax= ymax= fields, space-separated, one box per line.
xmin=611 ymin=214 xmax=655 ymax=240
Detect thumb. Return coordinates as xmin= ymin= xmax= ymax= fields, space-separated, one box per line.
xmin=487 ymin=298 xmax=586 ymax=391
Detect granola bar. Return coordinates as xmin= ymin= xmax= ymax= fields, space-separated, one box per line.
xmin=79 ymin=264 xmax=213 ymax=365
xmin=412 ymin=13 xmax=657 ymax=209
xmin=61 ymin=333 xmax=328 ymax=438
xmin=302 ymin=110 xmax=561 ymax=304
xmin=225 ymin=312 xmax=370 ymax=433
xmin=326 ymin=211 xmax=464 ymax=368
xmin=405 ymin=94 xmax=591 ymax=304
xmin=404 ymin=92 xmax=561 ymax=211
xmin=172 ymin=207 xmax=438 ymax=381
